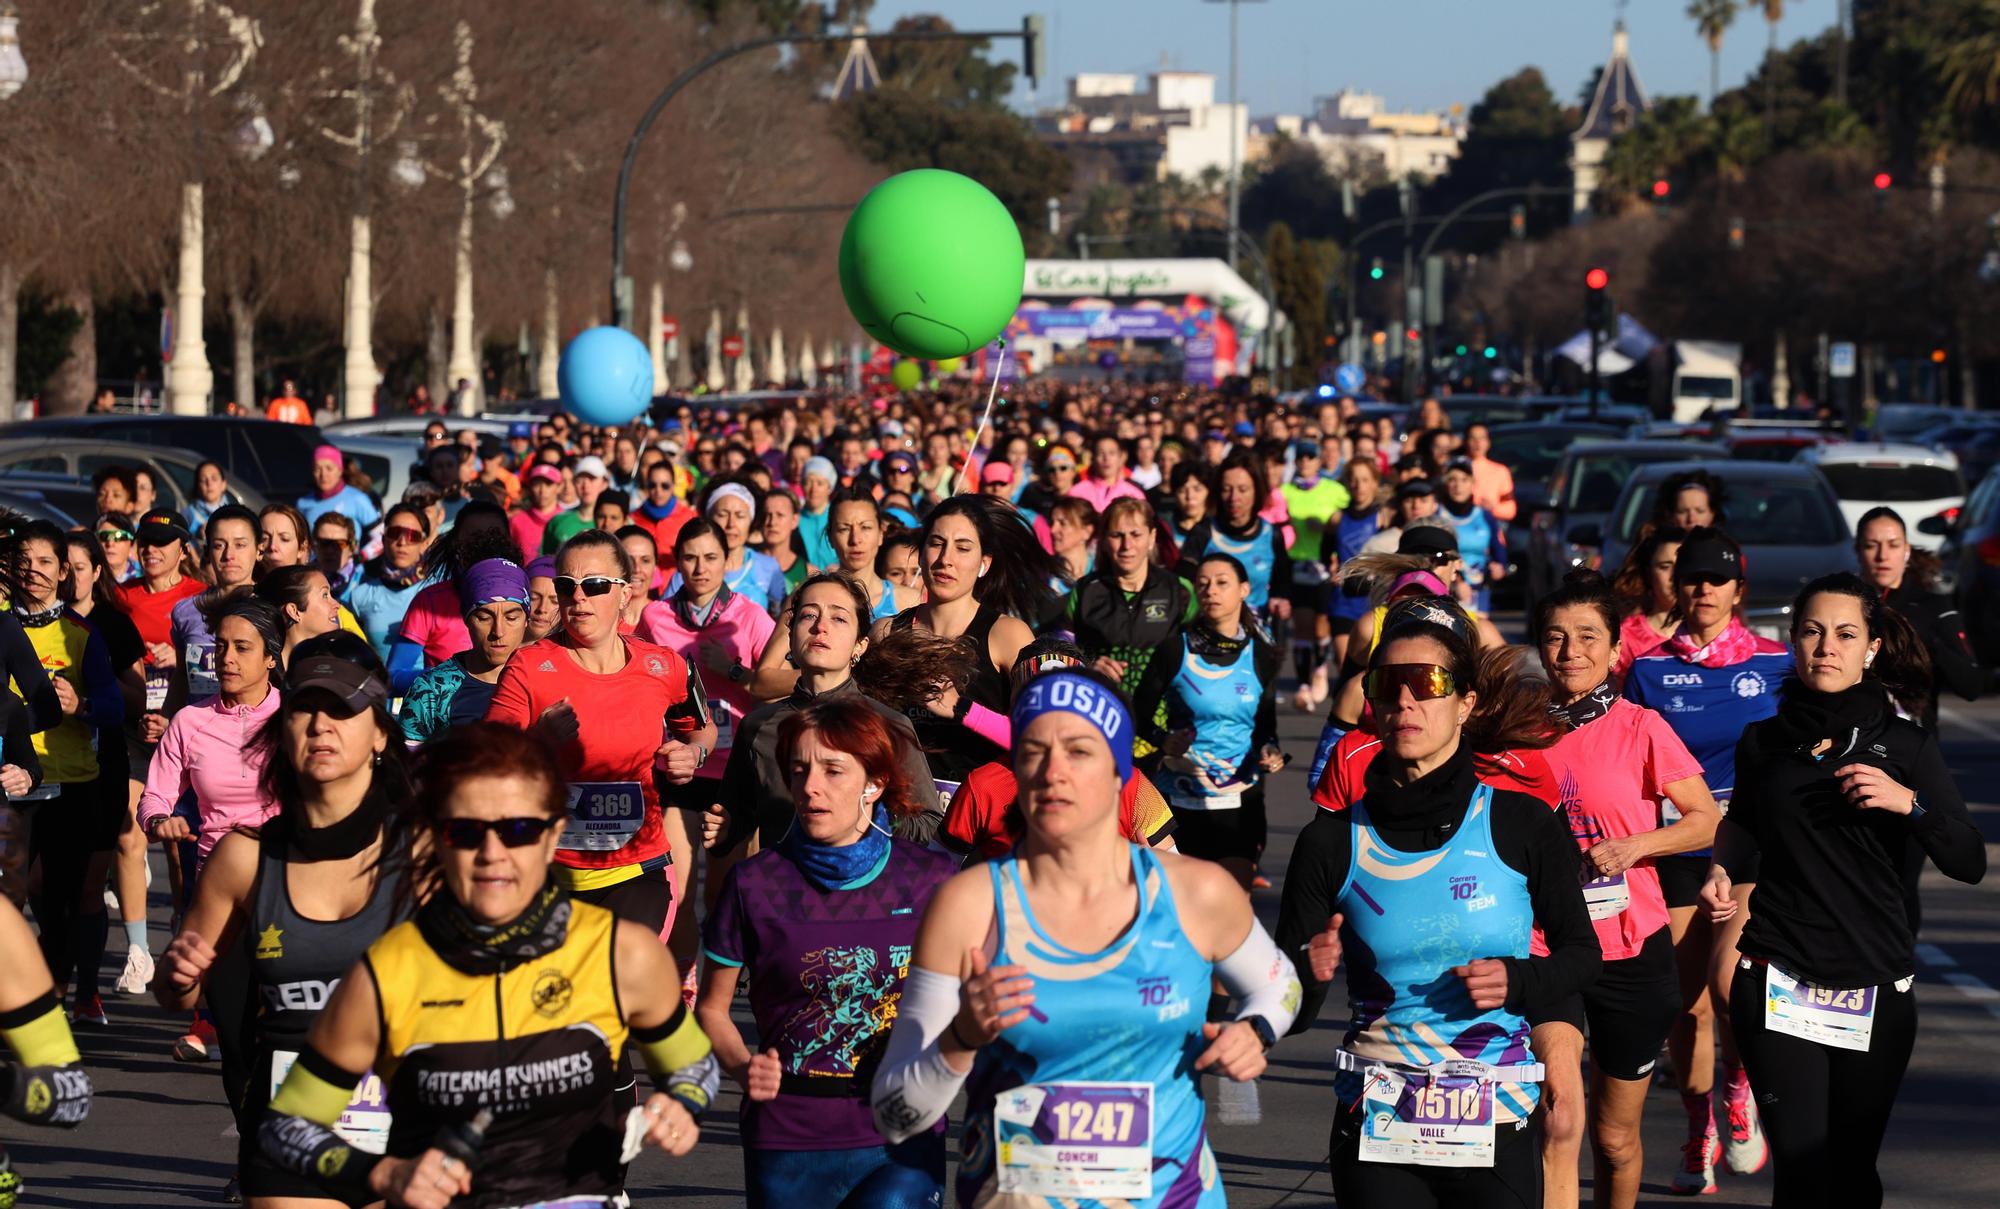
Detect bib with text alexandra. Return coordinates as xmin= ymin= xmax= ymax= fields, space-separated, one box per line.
xmin=560 ymin=782 xmax=644 ymax=851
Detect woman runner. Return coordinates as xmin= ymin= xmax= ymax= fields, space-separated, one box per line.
xmin=1174 ymin=451 xmax=1293 ymax=628
xmin=398 ymin=559 xmax=530 ymax=746
xmin=0 ymin=895 xmax=94 ymax=1206
xmin=827 ymin=488 xmax=920 ymax=624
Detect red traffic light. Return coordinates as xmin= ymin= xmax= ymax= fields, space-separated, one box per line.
xmin=1651 ymin=179 xmax=1671 ymax=198
xmin=1585 ymin=267 xmax=1609 ymax=291
xmin=1874 ymin=172 xmax=1893 ymax=190
xmin=1404 ymin=328 xmax=1421 ymax=343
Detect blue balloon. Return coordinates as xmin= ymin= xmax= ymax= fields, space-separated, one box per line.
xmin=1333 ymin=362 xmax=1366 ymax=395
xmin=558 ymin=326 xmax=654 ymax=426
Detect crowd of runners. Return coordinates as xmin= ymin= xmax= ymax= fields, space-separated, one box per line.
xmin=0 ymin=375 xmax=1985 ymax=1209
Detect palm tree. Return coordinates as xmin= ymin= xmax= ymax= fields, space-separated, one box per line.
xmin=1937 ymin=0 xmax=2000 ymax=120
xmin=1689 ymin=0 xmax=1741 ymax=110
xmin=1762 ymin=0 xmax=1784 ymax=128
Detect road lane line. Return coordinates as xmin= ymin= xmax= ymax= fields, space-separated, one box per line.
xmin=1940 ymin=704 xmax=2000 ymax=746
xmin=1915 ymin=941 xmax=2000 ymax=1021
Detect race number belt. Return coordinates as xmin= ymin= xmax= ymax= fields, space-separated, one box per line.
xmin=707 ymin=698 xmax=735 ymax=752
xmin=144 ymin=668 xmax=171 ymax=713
xmin=560 ymin=782 xmax=645 ymax=852
xmin=1338 ymin=1051 xmax=1542 ymax=1170
xmin=271 ymin=1050 xmax=390 ymax=1154
xmin=1757 ymin=960 xmax=1909 ymax=1053
xmin=1583 ymin=871 xmax=1629 ymax=921
xmin=994 ymin=1081 xmax=1153 ymax=1200
xmin=933 ymin=780 xmax=960 ymax=816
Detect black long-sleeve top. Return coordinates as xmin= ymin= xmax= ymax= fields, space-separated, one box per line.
xmin=1276 ymin=748 xmax=1602 ymax=1035
xmin=0 ymin=684 xmax=40 ymax=798
xmin=0 ymin=612 xmax=58 ymax=733
xmin=1726 ymin=687 xmax=1986 ymax=989
xmin=1884 ymin=584 xmax=1982 ymax=729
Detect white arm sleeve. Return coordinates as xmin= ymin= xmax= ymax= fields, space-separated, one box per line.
xmin=870 ymin=966 xmax=970 ymax=1144
xmin=1214 ymin=917 xmax=1302 ymax=1039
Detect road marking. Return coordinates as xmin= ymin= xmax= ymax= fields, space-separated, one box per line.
xmin=1940 ymin=704 xmax=2000 ymax=746
xmin=1915 ymin=941 xmax=2000 ymax=1020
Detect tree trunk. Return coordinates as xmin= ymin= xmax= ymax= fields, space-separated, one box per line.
xmin=0 ymin=262 xmax=17 ymax=419
xmin=228 ymin=289 xmax=257 ymax=413
xmin=43 ymin=289 xmax=96 ymax=416
xmin=426 ymin=303 xmax=448 ymax=406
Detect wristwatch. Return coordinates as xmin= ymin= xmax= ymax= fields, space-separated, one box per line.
xmin=726 ymin=660 xmax=750 ymax=685
xmin=1908 ymin=792 xmax=1927 ymax=820
xmin=1243 ymin=1016 xmax=1278 ymax=1052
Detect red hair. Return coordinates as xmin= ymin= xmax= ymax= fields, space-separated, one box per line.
xmin=775 ymin=698 xmax=921 ymax=819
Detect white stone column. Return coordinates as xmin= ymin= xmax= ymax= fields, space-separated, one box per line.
xmin=648 ymin=279 xmax=667 ymax=395
xmin=537 ymin=267 xmax=560 ymax=400
xmin=342 ymin=212 xmax=380 ymax=417
xmin=166 ymin=182 xmax=214 ymax=415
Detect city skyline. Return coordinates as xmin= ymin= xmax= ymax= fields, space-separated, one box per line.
xmin=869 ymin=0 xmax=1835 ymax=120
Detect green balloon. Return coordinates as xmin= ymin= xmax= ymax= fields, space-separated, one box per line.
xmin=839 ymin=169 xmax=1025 ymax=361
xmin=891 ymin=359 xmax=923 ymax=390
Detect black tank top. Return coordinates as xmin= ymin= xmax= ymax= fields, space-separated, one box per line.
xmin=892 ymin=601 xmax=1010 ymax=784
xmin=248 ymin=824 xmax=402 ymax=1058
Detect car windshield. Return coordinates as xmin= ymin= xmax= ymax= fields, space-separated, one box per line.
xmin=1729 ymin=441 xmax=1817 ymax=463
xmin=1676 ymin=375 xmax=1735 ymax=400
xmin=1817 ymin=463 xmax=1964 ymax=502
xmin=1616 ymin=476 xmax=1848 ymax=544
xmin=1564 ymin=451 xmax=1698 ymax=512
xmin=1490 ymin=428 xmax=1614 ymax=484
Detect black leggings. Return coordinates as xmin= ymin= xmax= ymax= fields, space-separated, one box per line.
xmin=28 ymin=782 xmax=114 ymax=996
xmin=1729 ymin=961 xmax=1917 ymax=1209
xmin=1328 ymin=1101 xmax=1541 ymax=1208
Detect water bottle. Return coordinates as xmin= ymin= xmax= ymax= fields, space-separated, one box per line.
xmin=1214 ymin=1074 xmax=1262 ymax=1126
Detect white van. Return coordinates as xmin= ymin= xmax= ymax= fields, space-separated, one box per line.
xmin=1671 ymin=340 xmax=1742 ymax=423
xmin=1798 ymin=442 xmax=1967 ymax=552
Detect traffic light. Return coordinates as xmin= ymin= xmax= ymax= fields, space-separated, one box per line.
xmin=1405 ymin=327 xmax=1420 ymax=344
xmin=1728 ymin=215 xmax=1745 ymax=251
xmin=1022 ymin=15 xmax=1047 ymax=89
xmin=1454 ymin=344 xmax=1468 ymax=357
xmin=1584 ymin=267 xmax=1611 ymax=330
xmin=1873 ymin=171 xmax=1892 ymax=210
xmin=1368 ymin=258 xmax=1385 ymax=281
xmin=1482 ymin=345 xmax=1498 ymax=359
xmin=1651 ymin=178 xmax=1671 ymax=201
xmin=1508 ymin=204 xmax=1526 ymax=240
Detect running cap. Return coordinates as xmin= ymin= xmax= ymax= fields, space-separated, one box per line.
xmin=1395 ymin=477 xmax=1436 ymax=501
xmin=135 ymin=508 xmax=193 ymax=546
xmin=1397 ymin=524 xmax=1460 ymax=559
xmin=883 ymin=451 xmax=919 ymax=473
xmin=312 ymin=444 xmax=344 ymax=467
xmin=460 ymin=558 xmax=529 ymax=614
xmin=525 ymin=555 xmax=557 ymax=581
xmin=1011 ymin=669 xmax=1133 ymax=783
xmin=1233 ymin=421 xmax=1256 ymax=437
xmin=802 ymin=456 xmax=839 ymax=485
xmin=981 ymin=461 xmax=1015 ymax=486
xmin=1673 ymin=528 xmax=1744 ymax=583
xmin=1444 ymin=456 xmax=1476 ymax=478
xmin=1294 ymin=438 xmax=1321 ymax=460
xmin=572 ymin=455 xmax=610 ymax=480
xmin=1388 ymin=569 xmax=1451 ymax=599
xmin=524 ymin=464 xmax=562 ymax=485
xmin=286 ymin=631 xmax=390 ymax=713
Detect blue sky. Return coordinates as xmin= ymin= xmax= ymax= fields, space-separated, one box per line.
xmin=866 ymin=0 xmax=1834 ymax=118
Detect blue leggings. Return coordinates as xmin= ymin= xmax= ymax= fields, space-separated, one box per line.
xmin=745 ymin=1132 xmax=944 ymax=1209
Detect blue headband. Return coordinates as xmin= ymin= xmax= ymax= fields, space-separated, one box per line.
xmin=1011 ymin=670 xmax=1134 ymax=783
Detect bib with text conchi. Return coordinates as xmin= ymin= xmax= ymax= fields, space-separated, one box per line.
xmin=994 ymin=1081 xmax=1154 ymax=1200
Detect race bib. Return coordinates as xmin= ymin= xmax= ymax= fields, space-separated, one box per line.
xmin=186 ymin=642 xmax=219 ymax=695
xmin=994 ymin=1081 xmax=1153 ymax=1200
xmin=707 ymin=699 xmax=735 ymax=752
xmin=932 ymin=780 xmax=959 ymax=816
xmin=1583 ymin=871 xmax=1629 ymax=922
xmin=271 ymin=1050 xmax=390 ymax=1154
xmin=1765 ymin=964 xmax=1877 ymax=1052
xmin=1357 ymin=1063 xmax=1496 ymax=1169
xmin=145 ymin=669 xmax=170 ymax=713
xmin=561 ymin=782 xmax=645 ymax=851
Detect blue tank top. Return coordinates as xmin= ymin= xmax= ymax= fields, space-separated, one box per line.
xmin=869 ymin=577 xmax=899 ymax=623
xmin=959 ymin=846 xmax=1224 ymax=1208
xmin=1334 ymin=784 xmax=1539 ymax=1122
xmin=1444 ymin=505 xmax=1496 ymax=584
xmin=1162 ymin=633 xmax=1261 ymax=811
xmin=1330 ymin=511 xmax=1382 ymax=621
xmin=1204 ymin=519 xmax=1277 ymax=610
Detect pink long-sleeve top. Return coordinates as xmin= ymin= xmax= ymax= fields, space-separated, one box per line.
xmin=137 ymin=687 xmax=281 ymax=859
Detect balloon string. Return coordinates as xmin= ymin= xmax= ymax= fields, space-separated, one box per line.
xmin=957 ymin=340 xmax=1007 ymax=496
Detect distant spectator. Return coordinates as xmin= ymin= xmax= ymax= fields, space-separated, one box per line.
xmin=265 ymin=378 xmax=311 ymax=425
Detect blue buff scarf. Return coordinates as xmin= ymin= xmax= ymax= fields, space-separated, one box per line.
xmin=1011 ymin=670 xmax=1135 ymax=783
xmin=780 ymin=802 xmax=894 ymax=892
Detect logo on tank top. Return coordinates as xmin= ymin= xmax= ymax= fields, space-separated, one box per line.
xmin=647 ymin=656 xmax=666 ymax=676
xmin=532 ymin=970 xmax=574 ymax=1017
xmin=1142 ymin=601 xmax=1168 ymax=622
xmin=538 ymin=659 xmax=556 ymax=673
xmin=1731 ymin=670 xmax=1767 ymax=698
xmin=256 ymin=924 xmax=284 ymax=959
xmin=1137 ymin=975 xmax=1190 ymax=1021
xmin=1450 ymin=875 xmax=1496 ymax=912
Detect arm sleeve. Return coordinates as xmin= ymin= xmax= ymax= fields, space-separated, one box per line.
xmin=1128 ymin=641 xmax=1185 ymax=747
xmin=0 ymin=992 xmax=90 ymax=1127
xmin=259 ymin=1046 xmax=378 ymax=1193
xmin=1494 ymin=795 xmax=1602 ymax=1016
xmin=1267 ymin=526 xmax=1293 ymax=595
xmin=80 ymin=631 xmax=123 ymax=729
xmin=1923 ymin=604 xmax=1983 ymax=704
xmin=386 ymin=638 xmax=427 ymax=698
xmin=0 ymin=615 xmax=57 ymax=734
xmin=870 ymin=966 xmax=971 ymax=1143
xmin=136 ymin=717 xmax=191 ymax=832
xmin=1905 ymin=731 xmax=1987 ymax=885
xmin=1274 ymin=810 xmax=1353 ymax=1035
xmin=961 ymin=701 xmax=1011 ymax=748
xmin=1214 ymin=918 xmax=1303 ymax=1039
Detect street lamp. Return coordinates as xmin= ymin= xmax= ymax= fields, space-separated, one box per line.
xmin=1202 ymin=0 xmax=1264 ymax=272
xmin=0 ymin=5 xmax=30 ymax=101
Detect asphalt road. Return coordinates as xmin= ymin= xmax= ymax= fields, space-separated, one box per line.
xmin=10 ymin=643 xmax=2000 ymax=1207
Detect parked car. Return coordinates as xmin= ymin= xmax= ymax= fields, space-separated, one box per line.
xmin=325 ymin=414 xmax=513 ymax=460
xmin=323 ymin=432 xmax=424 ymax=509
xmin=1723 ymin=428 xmax=1841 ymax=462
xmin=1523 ymin=439 xmax=1726 ymax=612
xmin=0 ymin=483 xmax=85 ymax=529
xmin=1483 ymin=421 xmax=1626 ymax=596
xmin=1915 ymin=423 xmax=2000 ymax=487
xmin=1871 ymin=403 xmax=1963 ymax=443
xmin=1797 ymin=442 xmax=1965 ymax=552
xmin=1598 ymin=460 xmax=1855 ymax=641
xmin=1933 ymin=463 xmax=2000 ymax=663
xmin=0 ymin=438 xmax=266 ymax=514
xmin=0 ymin=416 xmax=323 ymax=501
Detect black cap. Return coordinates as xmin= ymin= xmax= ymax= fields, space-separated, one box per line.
xmin=1294 ymin=438 xmax=1321 ymax=460
xmin=135 ymin=508 xmax=193 ymax=546
xmin=1398 ymin=523 xmax=1460 ymax=559
xmin=1673 ymin=529 xmax=1744 ymax=583
xmin=1444 ymin=456 xmax=1476 ymax=478
xmin=285 ymin=631 xmax=390 ymax=713
xmin=1396 ymin=477 xmax=1436 ymax=501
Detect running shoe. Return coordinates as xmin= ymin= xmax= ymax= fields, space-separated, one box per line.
xmin=175 ymin=1017 xmax=218 ymax=1062
xmin=1725 ymin=1092 xmax=1768 ymax=1174
xmin=69 ymin=994 xmax=108 ymax=1028
xmin=1250 ymin=873 xmax=1272 ymax=890
xmin=1668 ymin=1130 xmax=1720 ymax=1196
xmin=0 ymin=1148 xmax=21 ymax=1209
xmin=114 ymin=943 xmax=155 ymax=996
xmin=223 ymin=1175 xmax=241 ymax=1204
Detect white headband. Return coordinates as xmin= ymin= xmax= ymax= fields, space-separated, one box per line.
xmin=705 ymin=483 xmax=757 ymax=516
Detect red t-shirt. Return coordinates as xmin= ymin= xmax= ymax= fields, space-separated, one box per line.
xmin=116 ymin=577 xmax=207 ymax=653
xmin=484 ymin=636 xmax=707 ymax=876
xmin=1311 ymin=729 xmax=1559 ymax=813
xmin=399 ymin=581 xmax=470 ymax=666
xmin=943 ymin=762 xmax=1177 ymax=859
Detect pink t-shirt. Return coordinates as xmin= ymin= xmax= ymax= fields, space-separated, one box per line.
xmin=136 ymin=688 xmax=282 ymax=861
xmin=634 ymin=590 xmax=775 ymax=779
xmin=1613 ymin=611 xmax=1672 ymax=685
xmin=399 ymin=581 xmax=472 ymax=665
xmin=1539 ymin=698 xmax=1704 ymax=961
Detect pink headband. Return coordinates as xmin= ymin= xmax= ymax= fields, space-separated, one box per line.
xmin=1389 ymin=570 xmax=1449 ymax=598
xmin=313 ymin=445 xmax=344 ymax=467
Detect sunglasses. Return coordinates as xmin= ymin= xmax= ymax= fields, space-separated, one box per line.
xmin=554 ymin=575 xmax=625 ymax=598
xmin=1363 ymin=663 xmax=1458 ymax=704
xmin=437 ymin=816 xmax=559 ymax=849
xmin=385 ymin=526 xmax=426 ymax=544
xmin=96 ymin=529 xmax=134 ymax=543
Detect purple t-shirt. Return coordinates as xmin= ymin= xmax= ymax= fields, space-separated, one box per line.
xmin=702 ymin=838 xmax=956 ymax=1151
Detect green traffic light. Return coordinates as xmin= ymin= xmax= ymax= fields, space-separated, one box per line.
xmin=1369 ymin=267 xmax=1384 ymax=280
xmin=1454 ymin=344 xmax=1468 ymax=356
xmin=1482 ymin=346 xmax=1497 ymax=359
